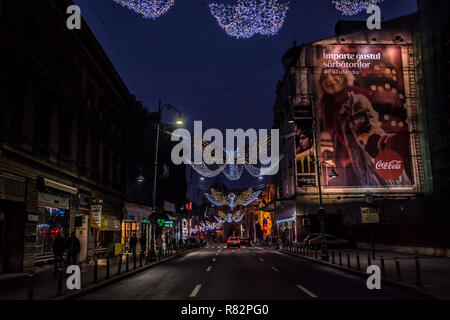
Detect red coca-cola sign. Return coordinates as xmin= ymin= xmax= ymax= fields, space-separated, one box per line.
xmin=374 ymin=150 xmax=404 ymax=180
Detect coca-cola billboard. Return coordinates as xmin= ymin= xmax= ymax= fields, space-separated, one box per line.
xmin=316 ymin=45 xmax=414 ymax=188
xmin=374 ymin=150 xmax=405 ymax=181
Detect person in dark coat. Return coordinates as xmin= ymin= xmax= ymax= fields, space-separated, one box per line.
xmin=139 ymin=235 xmax=147 ymax=252
xmin=66 ymin=232 xmax=81 ymax=265
xmin=129 ymin=233 xmax=138 ymax=255
xmin=52 ymin=233 xmax=66 ymax=272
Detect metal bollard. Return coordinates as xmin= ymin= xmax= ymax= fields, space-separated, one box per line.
xmin=106 ymin=257 xmax=110 ymax=279
xmin=28 ymin=268 xmax=35 ymax=300
xmin=133 ymin=253 xmax=137 ymax=270
xmin=347 ymin=253 xmax=351 ymax=268
xmin=415 ymin=256 xmax=422 ymax=286
xmin=356 ymin=252 xmax=361 ymax=270
xmin=339 ymin=252 xmax=342 ymax=266
xmin=140 ymin=252 xmax=143 ymax=267
xmin=146 ymin=251 xmax=150 ymax=265
xmin=117 ymin=254 xmax=123 ymax=275
xmin=331 ymin=251 xmax=335 ymax=264
xmin=368 ymin=254 xmax=371 ymax=267
xmin=93 ymin=258 xmax=98 ymax=283
xmin=126 ymin=254 xmax=129 ymax=272
xmin=57 ymin=267 xmax=64 ymax=295
xmin=395 ymin=257 xmax=401 ymax=280
xmin=159 ymin=249 xmax=162 ymax=261
xmin=380 ymin=256 xmax=386 ymax=276
xmin=314 ymin=249 xmax=318 ymax=259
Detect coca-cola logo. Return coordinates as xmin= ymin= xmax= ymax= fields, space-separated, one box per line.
xmin=374 ymin=150 xmax=404 ymax=180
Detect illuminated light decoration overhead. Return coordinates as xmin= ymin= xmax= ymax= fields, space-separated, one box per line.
xmin=213 ymin=211 xmax=246 ymax=225
xmin=205 ymin=188 xmax=261 ymax=210
xmin=209 ymin=0 xmax=290 ymax=39
xmin=113 ymin=0 xmax=175 ymax=19
xmin=331 ymin=0 xmax=383 ymax=16
xmin=187 ymin=134 xmax=283 ymax=180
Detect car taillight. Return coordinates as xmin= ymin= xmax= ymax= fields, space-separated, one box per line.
xmin=238 ymin=240 xmax=241 ymax=244
xmin=227 ymin=240 xmax=230 ymax=243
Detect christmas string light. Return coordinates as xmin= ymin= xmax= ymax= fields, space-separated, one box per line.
xmin=113 ymin=0 xmax=175 ymax=19
xmin=332 ymin=0 xmax=383 ymax=16
xmin=209 ymin=0 xmax=290 ymax=39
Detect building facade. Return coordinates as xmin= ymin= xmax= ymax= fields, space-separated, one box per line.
xmin=0 ymin=0 xmax=133 ymax=273
xmin=273 ymin=9 xmax=449 ymax=254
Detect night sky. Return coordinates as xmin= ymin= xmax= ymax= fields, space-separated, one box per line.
xmin=73 ymin=0 xmax=418 ymax=202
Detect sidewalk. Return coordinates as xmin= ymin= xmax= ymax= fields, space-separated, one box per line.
xmin=277 ymin=244 xmax=450 ymax=300
xmin=0 ymin=247 xmax=195 ymax=300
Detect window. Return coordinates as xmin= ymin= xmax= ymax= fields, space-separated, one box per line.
xmin=59 ymin=107 xmax=73 ymax=157
xmin=35 ymin=89 xmax=53 ymax=148
xmin=36 ymin=207 xmax=68 ymax=255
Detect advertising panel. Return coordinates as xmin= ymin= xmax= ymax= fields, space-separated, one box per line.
xmin=294 ymin=104 xmax=316 ymax=188
xmin=316 ymin=45 xmax=414 ymax=188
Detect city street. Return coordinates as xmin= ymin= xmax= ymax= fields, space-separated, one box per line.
xmin=79 ymin=245 xmax=432 ymax=300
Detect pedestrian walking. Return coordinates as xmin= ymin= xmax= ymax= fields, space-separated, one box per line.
xmin=129 ymin=233 xmax=138 ymax=255
xmin=139 ymin=235 xmax=147 ymax=252
xmin=66 ymin=232 xmax=80 ymax=266
xmin=52 ymin=233 xmax=66 ymax=273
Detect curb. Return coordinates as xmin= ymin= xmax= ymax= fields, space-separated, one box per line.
xmin=270 ymin=248 xmax=449 ymax=301
xmin=52 ymin=248 xmax=199 ymax=300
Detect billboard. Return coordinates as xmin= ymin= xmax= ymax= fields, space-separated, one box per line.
xmin=316 ymin=45 xmax=414 ymax=188
xmin=294 ymin=104 xmax=316 ymax=188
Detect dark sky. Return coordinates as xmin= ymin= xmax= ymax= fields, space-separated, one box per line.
xmin=73 ymin=0 xmax=418 ymax=202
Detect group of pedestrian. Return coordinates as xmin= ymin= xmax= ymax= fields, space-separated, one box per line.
xmin=128 ymin=233 xmax=147 ymax=255
xmin=52 ymin=232 xmax=81 ymax=273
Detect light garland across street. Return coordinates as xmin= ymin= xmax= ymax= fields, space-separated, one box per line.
xmin=209 ymin=0 xmax=290 ymax=39
xmin=332 ymin=0 xmax=383 ymax=16
xmin=113 ymin=0 xmax=175 ymax=19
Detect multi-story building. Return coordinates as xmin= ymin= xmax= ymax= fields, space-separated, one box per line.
xmin=273 ymin=6 xmax=449 ymax=255
xmin=0 ymin=0 xmax=132 ymax=272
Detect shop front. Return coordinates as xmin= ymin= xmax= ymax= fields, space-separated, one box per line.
xmin=122 ymin=202 xmax=153 ymax=253
xmin=90 ymin=199 xmax=122 ymax=257
xmin=36 ymin=191 xmax=73 ymax=258
xmin=274 ymin=199 xmax=297 ymax=244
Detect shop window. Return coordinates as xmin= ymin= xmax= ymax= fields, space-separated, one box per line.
xmin=94 ymin=230 xmax=110 ymax=249
xmin=36 ymin=207 xmax=67 ymax=256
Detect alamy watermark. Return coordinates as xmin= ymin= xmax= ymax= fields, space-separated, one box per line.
xmin=171 ymin=121 xmax=280 ymax=176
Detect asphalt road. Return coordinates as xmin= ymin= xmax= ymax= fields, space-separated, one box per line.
xmin=79 ymin=245 xmax=432 ymax=300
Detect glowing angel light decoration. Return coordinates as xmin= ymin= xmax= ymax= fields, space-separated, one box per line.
xmin=332 ymin=0 xmax=383 ymax=16
xmin=205 ymin=188 xmax=261 ymax=210
xmin=113 ymin=0 xmax=175 ymax=19
xmin=213 ymin=210 xmax=246 ymax=224
xmin=209 ymin=0 xmax=290 ymax=39
xmin=178 ymin=132 xmax=283 ymax=181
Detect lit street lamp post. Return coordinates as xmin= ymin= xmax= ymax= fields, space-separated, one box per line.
xmin=151 ymin=99 xmax=184 ymax=252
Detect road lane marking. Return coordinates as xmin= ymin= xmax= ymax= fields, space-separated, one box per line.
xmin=190 ymin=284 xmax=202 ymax=297
xmin=212 ymin=258 xmax=216 ymax=262
xmin=271 ymin=266 xmax=280 ymax=272
xmin=296 ymin=285 xmax=318 ymax=299
xmin=259 ymin=258 xmax=264 ymax=262
xmin=206 ymin=266 xmax=212 ymax=272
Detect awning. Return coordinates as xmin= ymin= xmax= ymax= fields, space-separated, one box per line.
xmin=93 ymin=215 xmax=121 ymax=231
xmin=274 ymin=199 xmax=296 ymax=222
xmin=44 ymin=178 xmax=77 ymax=195
xmin=123 ymin=202 xmax=153 ymax=221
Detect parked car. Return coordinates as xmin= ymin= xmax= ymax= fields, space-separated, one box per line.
xmin=240 ymin=238 xmax=252 ymax=247
xmin=307 ymin=234 xmax=350 ymax=249
xmin=227 ymin=236 xmax=240 ymax=248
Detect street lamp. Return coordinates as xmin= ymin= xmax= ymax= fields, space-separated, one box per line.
xmin=151 ymin=99 xmax=184 ymax=252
